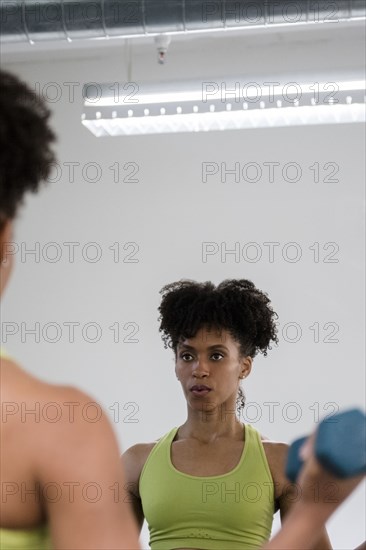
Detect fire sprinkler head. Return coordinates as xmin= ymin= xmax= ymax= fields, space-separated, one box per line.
xmin=154 ymin=34 xmax=172 ymax=64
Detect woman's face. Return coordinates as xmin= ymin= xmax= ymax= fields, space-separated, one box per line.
xmin=175 ymin=325 xmax=252 ymax=414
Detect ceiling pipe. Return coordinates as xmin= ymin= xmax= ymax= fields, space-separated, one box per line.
xmin=1 ymin=0 xmax=365 ymax=45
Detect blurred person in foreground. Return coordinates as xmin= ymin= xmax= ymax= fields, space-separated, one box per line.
xmin=0 ymin=68 xmax=140 ymax=550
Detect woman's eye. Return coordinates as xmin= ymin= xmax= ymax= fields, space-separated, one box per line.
xmin=180 ymin=352 xmax=224 ymax=361
xmin=211 ymin=353 xmax=224 ymax=361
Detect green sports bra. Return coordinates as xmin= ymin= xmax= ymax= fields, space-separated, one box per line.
xmin=0 ymin=347 xmax=52 ymax=550
xmin=0 ymin=525 xmax=51 ymax=550
xmin=0 ymin=346 xmax=11 ymax=360
xmin=140 ymin=423 xmax=275 ymax=550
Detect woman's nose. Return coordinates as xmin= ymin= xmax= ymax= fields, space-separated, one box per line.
xmin=192 ymin=359 xmax=209 ymax=377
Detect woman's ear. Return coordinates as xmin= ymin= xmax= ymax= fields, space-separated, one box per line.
xmin=240 ymin=356 xmax=252 ymax=379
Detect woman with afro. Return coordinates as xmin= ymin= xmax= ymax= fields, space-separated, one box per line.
xmin=123 ymin=279 xmax=332 ymax=550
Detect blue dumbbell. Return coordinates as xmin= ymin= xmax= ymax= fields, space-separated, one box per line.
xmin=286 ymin=409 xmax=366 ymax=482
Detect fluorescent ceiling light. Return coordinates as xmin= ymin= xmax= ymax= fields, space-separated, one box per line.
xmin=82 ymin=80 xmax=366 ymax=136
xmin=84 ymin=80 xmax=366 ymax=106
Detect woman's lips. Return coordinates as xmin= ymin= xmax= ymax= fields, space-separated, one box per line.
xmin=190 ymin=385 xmax=212 ymax=396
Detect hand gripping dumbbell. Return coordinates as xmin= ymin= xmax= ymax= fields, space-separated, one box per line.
xmin=286 ymin=408 xmax=366 ymax=482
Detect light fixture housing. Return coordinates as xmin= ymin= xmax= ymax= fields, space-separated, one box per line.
xmin=82 ymin=79 xmax=366 ymax=136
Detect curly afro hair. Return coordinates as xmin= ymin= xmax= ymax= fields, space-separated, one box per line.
xmin=0 ymin=69 xmax=56 ymax=230
xmin=158 ymin=279 xmax=279 ymax=416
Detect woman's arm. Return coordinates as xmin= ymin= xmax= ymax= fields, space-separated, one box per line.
xmin=265 ymin=441 xmax=332 ymax=549
xmin=263 ymin=437 xmax=364 ymax=550
xmin=122 ymin=444 xmax=148 ymax=534
xmin=265 ymin=474 xmax=363 ymax=550
xmin=36 ymin=386 xmax=141 ymax=550
xmin=277 ymin=482 xmax=332 ymax=549
xmin=264 ymin=501 xmax=331 ymax=550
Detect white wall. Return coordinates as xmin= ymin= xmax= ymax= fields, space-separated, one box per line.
xmin=2 ymin=22 xmax=365 ymax=549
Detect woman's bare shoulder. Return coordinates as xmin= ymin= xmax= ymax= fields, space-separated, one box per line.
xmin=122 ymin=440 xmax=160 ymax=497
xmin=123 ymin=440 xmax=159 ymax=465
xmin=0 ymin=356 xmax=115 ymax=450
xmin=258 ymin=431 xmax=291 ymax=501
xmin=0 ymin=355 xmax=86 ymax=405
xmin=1 ymin=357 xmax=123 ymax=488
xmin=260 ymin=433 xmax=289 ymax=463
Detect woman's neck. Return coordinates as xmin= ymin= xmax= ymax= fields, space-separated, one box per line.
xmin=179 ymin=406 xmax=244 ymax=443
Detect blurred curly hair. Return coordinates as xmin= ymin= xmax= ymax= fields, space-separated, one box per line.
xmin=0 ymin=69 xmax=56 ymax=231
